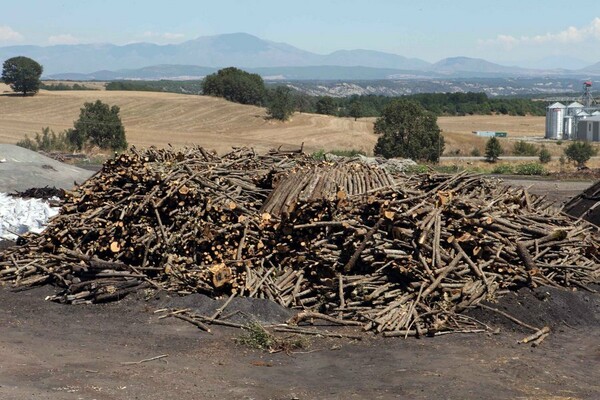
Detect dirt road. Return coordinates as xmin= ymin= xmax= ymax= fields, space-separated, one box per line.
xmin=1 ymin=286 xmax=598 ymax=400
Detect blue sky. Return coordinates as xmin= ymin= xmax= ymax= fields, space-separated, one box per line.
xmin=1 ymin=0 xmax=599 ymax=65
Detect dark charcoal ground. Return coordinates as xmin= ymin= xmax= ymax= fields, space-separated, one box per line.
xmin=468 ymin=285 xmax=600 ymax=333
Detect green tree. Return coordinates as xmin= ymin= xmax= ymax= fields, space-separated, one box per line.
xmin=349 ymin=101 xmax=363 ymax=121
xmin=202 ymin=67 xmax=265 ymax=106
xmin=315 ymin=96 xmax=336 ymax=115
xmin=1 ymin=56 xmax=43 ymax=95
xmin=266 ymin=86 xmax=294 ymax=121
xmin=484 ymin=137 xmax=503 ymax=163
xmin=373 ymin=99 xmax=444 ymax=162
xmin=564 ymin=141 xmax=598 ymax=168
xmin=538 ymin=146 xmax=551 ymax=164
xmin=68 ymin=100 xmax=127 ymax=151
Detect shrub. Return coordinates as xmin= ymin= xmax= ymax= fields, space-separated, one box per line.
xmin=514 ymin=162 xmax=547 ymax=176
xmin=16 ymin=127 xmax=72 ymax=152
xmin=470 ymin=148 xmax=481 ymax=157
xmin=404 ymin=164 xmax=429 ymax=174
xmin=564 ymin=141 xmax=598 ymax=168
xmin=491 ymin=164 xmax=514 ymax=174
xmin=512 ymin=140 xmax=538 ymax=156
xmin=539 ymin=147 xmax=551 ymax=164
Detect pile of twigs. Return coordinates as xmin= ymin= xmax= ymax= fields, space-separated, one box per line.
xmin=1 ymin=147 xmax=598 ymax=336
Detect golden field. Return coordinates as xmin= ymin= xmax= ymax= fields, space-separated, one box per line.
xmin=1 ymin=83 xmax=598 ymax=168
xmin=0 ymin=84 xmax=376 ymax=154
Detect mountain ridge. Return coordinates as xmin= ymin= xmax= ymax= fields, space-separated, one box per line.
xmin=1 ymin=32 xmax=598 ymax=79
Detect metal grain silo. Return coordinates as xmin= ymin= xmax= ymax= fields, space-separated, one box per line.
xmin=564 ymin=115 xmax=574 ymax=139
xmin=566 ymin=101 xmax=585 ymax=116
xmin=545 ymin=102 xmax=566 ymax=139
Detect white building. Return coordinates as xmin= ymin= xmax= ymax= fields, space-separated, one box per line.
xmin=576 ymin=115 xmax=600 ymax=142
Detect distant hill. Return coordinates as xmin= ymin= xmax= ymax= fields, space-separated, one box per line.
xmin=49 ymin=65 xmax=434 ymax=81
xmin=2 ymin=32 xmax=599 ymax=79
xmin=582 ymin=61 xmax=600 ymax=74
xmin=429 ymin=57 xmax=534 ymax=76
xmin=1 ymin=33 xmax=430 ymax=76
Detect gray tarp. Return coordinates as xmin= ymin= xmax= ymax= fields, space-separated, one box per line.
xmin=0 ymin=144 xmax=95 ymax=193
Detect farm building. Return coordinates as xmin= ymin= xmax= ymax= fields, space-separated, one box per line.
xmin=576 ymin=115 xmax=600 ymax=142
xmin=545 ymin=82 xmax=600 ymax=141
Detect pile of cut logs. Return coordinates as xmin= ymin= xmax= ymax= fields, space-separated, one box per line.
xmin=1 ymin=147 xmax=598 ymax=336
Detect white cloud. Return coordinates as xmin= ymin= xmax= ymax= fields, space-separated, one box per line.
xmin=482 ymin=17 xmax=600 ymax=49
xmin=48 ymin=34 xmax=80 ymax=45
xmin=142 ymin=31 xmax=185 ymax=41
xmin=0 ymin=25 xmax=24 ymax=42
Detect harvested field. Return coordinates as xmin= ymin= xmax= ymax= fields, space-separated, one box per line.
xmin=438 ymin=115 xmax=545 ymax=138
xmin=0 ymin=84 xmax=376 ymax=154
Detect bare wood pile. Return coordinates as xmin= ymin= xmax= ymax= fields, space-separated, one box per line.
xmin=261 ymin=163 xmax=396 ymax=217
xmin=1 ymin=147 xmax=599 ymax=337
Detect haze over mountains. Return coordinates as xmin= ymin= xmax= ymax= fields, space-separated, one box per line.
xmin=1 ymin=33 xmax=599 ymax=80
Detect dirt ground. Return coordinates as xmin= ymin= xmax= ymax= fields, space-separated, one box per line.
xmin=1 ymin=284 xmax=598 ymax=400
xmin=1 ymin=177 xmax=599 ymax=400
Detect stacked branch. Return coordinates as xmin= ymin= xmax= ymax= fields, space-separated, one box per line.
xmin=1 ymin=147 xmax=599 ymax=336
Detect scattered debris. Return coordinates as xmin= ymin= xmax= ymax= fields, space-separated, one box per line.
xmin=11 ymin=186 xmax=66 ymax=200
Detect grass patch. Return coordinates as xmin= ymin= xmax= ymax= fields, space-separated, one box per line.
xmin=514 ymin=162 xmax=547 ymax=176
xmin=491 ymin=164 xmax=514 ymax=174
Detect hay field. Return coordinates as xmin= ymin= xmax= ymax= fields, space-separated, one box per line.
xmin=438 ymin=115 xmax=547 ymax=156
xmin=1 ymin=83 xmax=574 ymax=159
xmin=0 ymin=84 xmax=376 ymax=154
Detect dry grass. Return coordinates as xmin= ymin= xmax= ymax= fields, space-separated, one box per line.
xmin=1 ymin=85 xmax=596 ymax=163
xmin=0 ymin=84 xmax=376 ymax=154
xmin=438 ymin=115 xmax=545 ymax=137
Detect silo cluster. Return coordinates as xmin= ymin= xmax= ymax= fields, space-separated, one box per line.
xmin=545 ymin=101 xmax=600 ymax=140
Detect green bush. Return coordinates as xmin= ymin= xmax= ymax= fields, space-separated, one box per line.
xmin=539 ymin=147 xmax=551 ymax=163
xmin=491 ymin=164 xmax=514 ymax=174
xmin=564 ymin=141 xmax=598 ymax=168
xmin=514 ymin=162 xmax=547 ymax=175
xmin=404 ymin=164 xmax=429 ymax=174
xmin=16 ymin=127 xmax=72 ymax=152
xmin=470 ymin=148 xmax=481 ymax=157
xmin=512 ymin=140 xmax=538 ymax=156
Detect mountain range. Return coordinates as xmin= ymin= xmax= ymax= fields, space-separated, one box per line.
xmin=1 ymin=32 xmax=599 ymax=80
